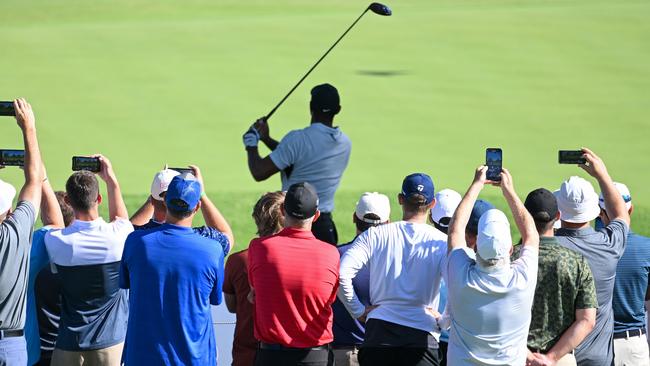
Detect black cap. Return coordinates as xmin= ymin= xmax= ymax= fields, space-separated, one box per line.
xmin=310 ymin=84 xmax=340 ymax=114
xmin=524 ymin=188 xmax=559 ymax=222
xmin=284 ymin=182 xmax=319 ymax=219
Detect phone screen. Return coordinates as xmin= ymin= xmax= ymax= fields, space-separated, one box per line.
xmin=486 ymin=148 xmax=502 ymax=181
xmin=72 ymin=157 xmax=101 ymax=172
xmin=0 ymin=102 xmax=15 ymax=117
xmin=558 ymin=150 xmax=586 ymax=164
xmin=0 ymin=149 xmax=25 ymax=166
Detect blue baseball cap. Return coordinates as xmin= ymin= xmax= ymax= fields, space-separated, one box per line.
xmin=467 ymin=199 xmax=495 ymax=234
xmin=401 ymin=173 xmax=435 ymax=205
xmin=165 ymin=173 xmax=202 ymax=213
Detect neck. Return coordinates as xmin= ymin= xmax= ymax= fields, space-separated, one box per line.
xmin=561 ymin=221 xmax=591 ymax=230
xmin=152 ymin=207 xmax=166 ymax=222
xmin=165 ymin=215 xmax=193 ymax=227
xmin=74 ymin=208 xmax=99 ymax=222
xmin=310 ymin=117 xmax=333 ymax=127
xmin=402 ymin=211 xmax=428 ymax=224
xmin=540 ymin=228 xmax=555 ymax=237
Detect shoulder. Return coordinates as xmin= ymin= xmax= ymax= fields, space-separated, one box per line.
xmin=226 ymin=249 xmax=248 ymax=266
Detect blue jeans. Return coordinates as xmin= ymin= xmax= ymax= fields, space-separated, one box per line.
xmin=0 ymin=336 xmax=27 ymax=366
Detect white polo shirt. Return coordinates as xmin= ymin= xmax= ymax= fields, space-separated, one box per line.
xmin=446 ymin=246 xmax=538 ymax=366
xmin=269 ymin=122 xmax=351 ymax=213
xmin=339 ymin=221 xmax=447 ymax=333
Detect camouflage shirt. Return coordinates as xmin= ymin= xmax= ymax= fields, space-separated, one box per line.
xmin=512 ymin=236 xmax=598 ymax=351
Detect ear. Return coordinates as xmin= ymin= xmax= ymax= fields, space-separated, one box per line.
xmin=427 ymin=198 xmax=437 ymax=210
xmin=334 ymin=105 xmax=342 ymax=115
xmin=312 ymin=210 xmax=321 ymax=223
xmin=398 ymin=193 xmax=405 ymax=205
xmin=629 ymin=204 xmax=634 ymax=216
xmin=280 ymin=205 xmax=286 ymax=217
xmin=554 ymin=211 xmax=561 ymax=221
xmin=97 ymin=194 xmax=103 ymax=205
xmin=193 ymin=201 xmax=202 ymax=215
xmin=352 ymin=212 xmax=356 ymax=224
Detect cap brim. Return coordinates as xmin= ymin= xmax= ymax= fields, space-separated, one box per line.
xmin=560 ymin=205 xmax=601 ymax=223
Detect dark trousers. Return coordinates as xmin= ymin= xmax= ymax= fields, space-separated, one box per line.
xmin=358 ymin=347 xmax=440 ymax=366
xmin=254 ymin=348 xmax=334 ymax=366
xmin=439 ymin=341 xmax=447 ymax=366
xmin=312 ymin=212 xmax=338 ymax=245
xmin=35 ymin=356 xmax=52 ymax=366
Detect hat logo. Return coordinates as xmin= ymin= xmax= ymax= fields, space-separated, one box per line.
xmin=417 ymin=184 xmax=424 ymax=192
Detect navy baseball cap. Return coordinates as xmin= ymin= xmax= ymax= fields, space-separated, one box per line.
xmin=467 ymin=199 xmax=495 ymax=234
xmin=284 ymin=182 xmax=319 ymax=219
xmin=310 ymin=84 xmax=340 ymax=114
xmin=401 ymin=173 xmax=435 ymax=205
xmin=165 ymin=173 xmax=202 ymax=213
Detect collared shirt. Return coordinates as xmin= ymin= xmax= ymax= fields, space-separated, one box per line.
xmin=133 ymin=219 xmax=231 ymax=255
xmin=269 ymin=122 xmax=351 ymax=213
xmin=513 ymin=237 xmax=598 ymax=351
xmin=447 ymin=246 xmax=538 ymax=366
xmin=44 ymin=217 xmax=133 ymax=351
xmin=120 ymin=224 xmax=224 ymax=366
xmin=248 ymin=227 xmax=340 ymax=348
xmin=0 ymin=201 xmax=36 ymax=331
xmin=332 ymin=241 xmax=371 ymax=346
xmin=556 ymin=219 xmax=629 ymax=366
xmin=339 ymin=222 xmax=447 ymax=334
xmin=613 ymin=231 xmax=650 ymax=333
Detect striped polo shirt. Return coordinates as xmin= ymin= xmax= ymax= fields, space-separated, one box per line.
xmin=44 ymin=217 xmax=133 ymax=351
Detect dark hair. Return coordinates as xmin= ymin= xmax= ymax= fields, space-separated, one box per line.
xmin=252 ymin=191 xmax=285 ymax=237
xmin=354 ymin=213 xmax=383 ymax=233
xmin=167 ymin=200 xmax=194 ymax=220
xmin=65 ymin=171 xmax=99 ymax=211
xmin=54 ymin=191 xmax=74 ymax=227
xmin=533 ymin=217 xmax=556 ymax=233
xmin=401 ymin=193 xmax=429 ymax=215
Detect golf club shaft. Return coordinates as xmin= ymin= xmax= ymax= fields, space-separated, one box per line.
xmin=265 ymin=7 xmax=370 ymax=120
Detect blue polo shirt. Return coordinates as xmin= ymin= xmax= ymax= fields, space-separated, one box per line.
xmin=332 ymin=241 xmax=370 ymax=346
xmin=120 ymin=224 xmax=225 ymax=366
xmin=612 ymin=231 xmax=650 ymax=333
xmin=133 ymin=219 xmax=231 ymax=255
xmin=26 ymin=227 xmax=51 ymax=365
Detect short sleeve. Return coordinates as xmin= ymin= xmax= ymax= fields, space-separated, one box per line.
xmin=112 ymin=218 xmax=135 ymax=238
xmin=223 ymin=253 xmax=244 ymax=295
xmin=513 ymin=246 xmax=539 ymax=272
xmin=194 ymin=226 xmax=230 ymax=255
xmin=604 ymin=219 xmax=630 ymax=256
xmin=269 ymin=131 xmax=301 ymax=170
xmin=30 ymin=227 xmax=52 ymax=273
xmin=7 ymin=201 xmax=36 ymax=235
xmin=447 ymin=248 xmax=473 ymax=287
xmin=575 ymin=256 xmax=598 ymax=309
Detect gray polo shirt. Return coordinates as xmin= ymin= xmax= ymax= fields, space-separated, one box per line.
xmin=0 ymin=201 xmax=36 ymax=330
xmin=269 ymin=122 xmax=351 ymax=213
xmin=556 ymin=219 xmax=628 ymax=366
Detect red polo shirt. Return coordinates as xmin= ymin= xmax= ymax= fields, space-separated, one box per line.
xmin=248 ymin=227 xmax=340 ymax=348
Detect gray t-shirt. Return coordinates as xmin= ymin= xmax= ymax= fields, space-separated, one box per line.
xmin=556 ymin=219 xmax=629 ymax=366
xmin=0 ymin=201 xmax=36 ymax=330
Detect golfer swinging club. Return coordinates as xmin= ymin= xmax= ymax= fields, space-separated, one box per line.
xmin=243 ymin=84 xmax=351 ymax=245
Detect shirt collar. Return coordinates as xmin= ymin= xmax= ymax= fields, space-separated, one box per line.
xmin=556 ymin=226 xmax=596 ymax=237
xmin=70 ymin=217 xmax=105 ymax=229
xmin=161 ymin=223 xmax=194 ymax=233
xmin=278 ymin=227 xmax=316 ymax=239
xmin=539 ymin=236 xmax=561 ymax=245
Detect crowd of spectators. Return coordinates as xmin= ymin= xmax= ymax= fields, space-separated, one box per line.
xmin=1 ymin=97 xmax=649 ymax=366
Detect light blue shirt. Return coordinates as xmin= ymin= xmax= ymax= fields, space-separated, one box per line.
xmin=269 ymin=122 xmax=351 ymax=213
xmin=26 ymin=227 xmax=52 ymax=365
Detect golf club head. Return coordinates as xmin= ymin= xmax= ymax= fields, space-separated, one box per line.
xmin=368 ymin=2 xmax=392 ymax=16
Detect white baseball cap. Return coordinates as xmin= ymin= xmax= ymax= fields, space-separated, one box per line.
xmin=430 ymin=189 xmax=462 ymax=227
xmin=0 ymin=179 xmax=17 ymax=214
xmin=150 ymin=169 xmax=180 ymax=201
xmin=477 ymin=209 xmax=512 ymax=261
xmin=556 ymin=176 xmax=600 ymax=223
xmin=599 ymin=182 xmax=632 ymax=211
xmin=355 ymin=192 xmax=390 ymax=224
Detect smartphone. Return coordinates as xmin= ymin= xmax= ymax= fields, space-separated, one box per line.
xmin=72 ymin=156 xmax=101 ymax=172
xmin=0 ymin=102 xmax=15 ymax=116
xmin=170 ymin=167 xmax=193 ymax=175
xmin=486 ymin=148 xmax=503 ymax=181
xmin=558 ymin=150 xmax=586 ymax=164
xmin=0 ymin=149 xmax=25 ymax=166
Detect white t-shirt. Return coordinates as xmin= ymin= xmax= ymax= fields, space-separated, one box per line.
xmin=339 ymin=221 xmax=447 ymax=333
xmin=269 ymin=123 xmax=351 ymax=213
xmin=446 ymin=246 xmax=538 ymax=366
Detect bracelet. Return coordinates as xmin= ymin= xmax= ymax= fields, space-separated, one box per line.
xmin=43 ymin=177 xmax=48 ymax=182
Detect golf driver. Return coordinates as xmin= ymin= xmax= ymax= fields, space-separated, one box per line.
xmin=264 ymin=2 xmax=392 ymax=121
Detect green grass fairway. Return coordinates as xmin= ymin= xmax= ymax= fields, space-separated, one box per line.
xmin=1 ymin=0 xmax=649 ymax=251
